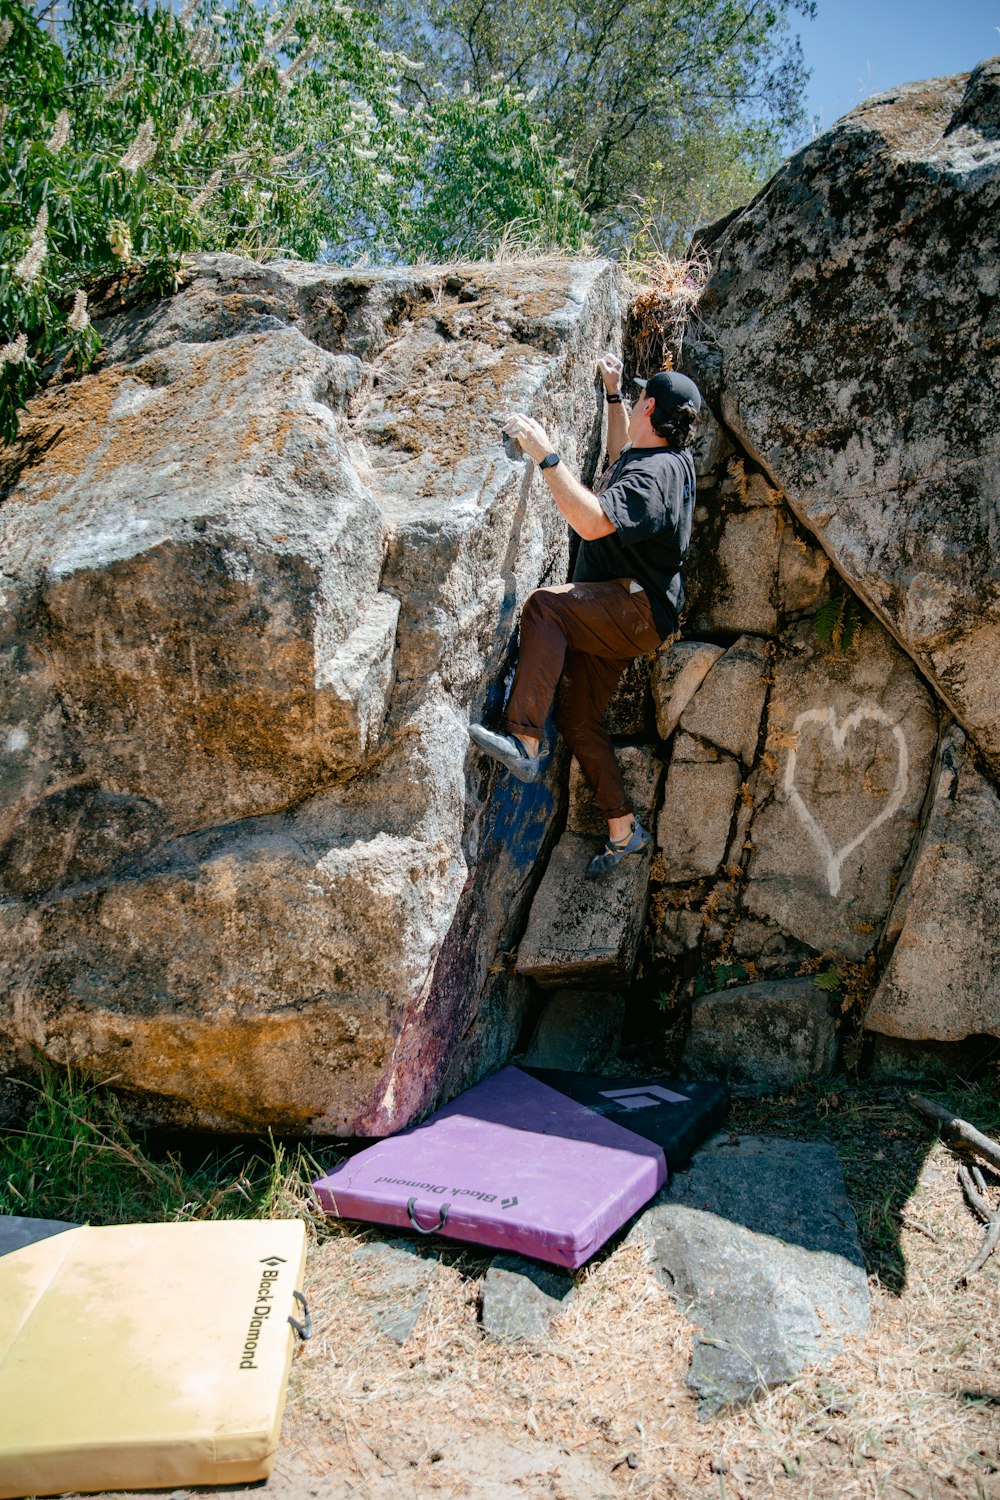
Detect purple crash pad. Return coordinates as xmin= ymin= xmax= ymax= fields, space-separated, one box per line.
xmin=313 ymin=1067 xmax=666 ymax=1269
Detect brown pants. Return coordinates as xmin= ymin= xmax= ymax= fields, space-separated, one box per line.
xmin=505 ymin=580 xmax=663 ymax=820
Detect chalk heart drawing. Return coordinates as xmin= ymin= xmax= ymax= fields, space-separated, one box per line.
xmin=783 ymin=705 xmax=909 ymax=897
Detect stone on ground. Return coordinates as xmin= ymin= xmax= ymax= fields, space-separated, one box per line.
xmin=480 ymin=1254 xmax=575 ymax=1341
xmin=521 ymin=989 xmax=625 ymax=1071
xmin=630 ymin=1135 xmax=870 ymax=1416
xmin=682 ymin=977 xmax=839 ymax=1086
xmin=349 ymin=1239 xmax=439 ymax=1346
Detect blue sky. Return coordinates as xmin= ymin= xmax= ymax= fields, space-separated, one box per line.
xmin=794 ymin=0 xmax=1000 ymax=134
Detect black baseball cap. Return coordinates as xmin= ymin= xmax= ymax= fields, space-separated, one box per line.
xmin=634 ymin=370 xmax=702 ymax=415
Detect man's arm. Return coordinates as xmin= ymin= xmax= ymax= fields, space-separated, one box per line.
xmin=598 ymin=353 xmax=629 ymax=463
xmin=502 ymin=414 xmax=615 ymax=541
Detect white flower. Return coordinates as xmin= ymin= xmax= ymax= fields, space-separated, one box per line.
xmin=105 ymin=65 xmax=134 ymax=104
xmin=119 ymin=117 xmax=156 ymax=173
xmin=332 ymin=3 xmax=352 ymax=15
xmin=190 ymin=170 xmax=223 ymax=212
xmin=278 ymin=37 xmax=316 ymax=88
xmin=510 ymin=149 xmax=521 ymax=169
xmin=66 ymin=289 xmax=89 ymax=333
xmin=0 ymin=18 xmax=13 ymax=51
xmin=107 ymin=217 xmax=133 ymax=262
xmin=480 ymin=97 xmax=498 ymax=110
xmin=376 ymin=172 xmax=393 ymax=185
xmin=529 ymin=133 xmax=539 ymax=147
xmin=265 ymin=10 xmax=300 ymax=50
xmin=0 ymin=332 xmax=28 ymax=368
xmin=552 ymin=189 xmax=564 ymax=200
xmin=189 ymin=26 xmax=221 ymax=68
xmin=353 ymin=147 xmax=378 ymax=160
xmin=388 ymin=100 xmax=407 ymax=119
xmin=462 ymin=80 xmax=470 ymax=96
xmin=46 ymin=110 xmax=71 ymax=153
xmin=170 ymin=109 xmax=193 ymax=151
xmin=14 ymin=205 xmax=48 ymax=286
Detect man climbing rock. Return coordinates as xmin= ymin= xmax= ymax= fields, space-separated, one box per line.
xmin=469 ymin=353 xmax=700 ymax=878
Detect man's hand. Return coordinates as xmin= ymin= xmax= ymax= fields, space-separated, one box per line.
xmin=503 ymin=414 xmax=554 ymax=464
xmin=597 ymin=351 xmax=623 ymax=395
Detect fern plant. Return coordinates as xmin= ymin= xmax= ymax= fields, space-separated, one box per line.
xmin=814 ymin=590 xmax=862 ymax=653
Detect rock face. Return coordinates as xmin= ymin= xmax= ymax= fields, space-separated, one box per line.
xmin=0 ymin=254 xmax=623 ymax=1132
xmin=647 ymin=611 xmax=938 ymax=981
xmin=521 ymin=989 xmax=625 ymax=1071
xmin=6 ymin=59 xmax=1000 ymax=1126
xmin=517 ymin=746 xmax=662 ymax=987
xmin=696 ymin=59 xmax=1000 ymax=774
xmin=866 ymin=727 xmax=1000 ymax=1041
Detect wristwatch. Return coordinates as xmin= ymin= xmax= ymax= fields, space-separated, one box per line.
xmin=539 ymin=452 xmax=561 ymax=470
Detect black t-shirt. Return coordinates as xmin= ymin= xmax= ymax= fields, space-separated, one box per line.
xmin=571 ymin=444 xmax=696 ymax=639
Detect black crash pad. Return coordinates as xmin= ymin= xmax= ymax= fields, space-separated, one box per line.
xmin=524 ymin=1071 xmax=728 ymax=1167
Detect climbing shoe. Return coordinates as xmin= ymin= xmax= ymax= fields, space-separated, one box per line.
xmin=586 ymin=820 xmax=651 ymax=879
xmin=468 ymin=723 xmax=547 ymax=783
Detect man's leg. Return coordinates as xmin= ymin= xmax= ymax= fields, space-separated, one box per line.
xmin=505 ymin=581 xmax=659 ymax=751
xmin=554 ymin=647 xmax=633 ymax=823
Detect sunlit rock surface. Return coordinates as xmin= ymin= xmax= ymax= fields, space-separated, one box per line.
xmin=0 ymin=254 xmax=623 ymax=1131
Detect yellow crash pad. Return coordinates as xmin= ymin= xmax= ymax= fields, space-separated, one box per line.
xmin=0 ymin=1218 xmax=307 ymax=1498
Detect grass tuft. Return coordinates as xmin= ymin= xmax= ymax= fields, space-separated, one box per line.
xmin=0 ymin=1062 xmax=329 ymax=1230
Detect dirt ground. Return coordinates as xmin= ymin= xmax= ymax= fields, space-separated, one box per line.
xmin=67 ymin=1087 xmax=1000 ymax=1500
xmin=257 ymin=1094 xmax=999 ymax=1500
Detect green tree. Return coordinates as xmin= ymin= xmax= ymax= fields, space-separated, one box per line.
xmin=379 ymin=0 xmax=815 ymax=248
xmin=0 ymin=0 xmax=584 ymax=443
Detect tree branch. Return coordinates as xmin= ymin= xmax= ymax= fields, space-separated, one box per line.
xmin=909 ymin=1094 xmax=1000 ymax=1174
xmin=955 ymin=1163 xmax=1000 ymax=1283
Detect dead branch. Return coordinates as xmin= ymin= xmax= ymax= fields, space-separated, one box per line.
xmin=909 ymin=1094 xmax=1000 ymax=1174
xmin=955 ymin=1163 xmax=1000 ymax=1283
xmin=892 ymin=1210 xmax=940 ymax=1245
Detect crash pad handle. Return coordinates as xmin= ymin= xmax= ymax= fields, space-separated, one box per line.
xmin=406 ymin=1197 xmax=449 ymax=1236
xmin=288 ymin=1289 xmax=312 ymax=1341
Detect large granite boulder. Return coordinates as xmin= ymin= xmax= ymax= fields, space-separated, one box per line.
xmin=695 ymin=58 xmax=1000 ymax=773
xmin=0 ymin=254 xmax=623 ymax=1132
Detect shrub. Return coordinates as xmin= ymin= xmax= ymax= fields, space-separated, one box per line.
xmin=0 ymin=0 xmax=586 ymax=443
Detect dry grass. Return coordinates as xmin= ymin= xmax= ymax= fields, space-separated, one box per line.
xmin=623 ymin=251 xmax=713 ymax=377
xmin=274 ymin=1134 xmax=999 ymax=1500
